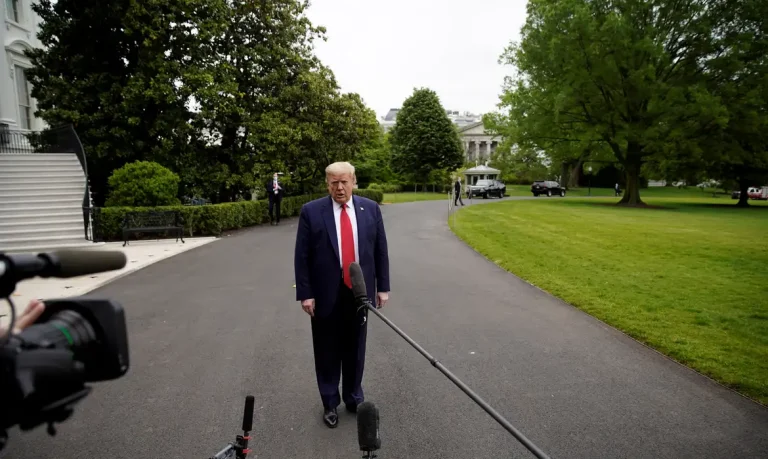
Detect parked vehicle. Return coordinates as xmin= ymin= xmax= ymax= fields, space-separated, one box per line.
xmin=531 ymin=180 xmax=566 ymax=197
xmin=731 ymin=190 xmax=741 ymax=199
xmin=748 ymin=186 xmax=768 ymax=200
xmin=468 ymin=179 xmax=505 ymax=198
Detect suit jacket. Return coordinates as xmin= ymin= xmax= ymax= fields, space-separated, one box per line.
xmin=454 ymin=181 xmax=462 ymax=194
xmin=267 ymin=179 xmax=284 ymax=201
xmin=294 ymin=195 xmax=390 ymax=318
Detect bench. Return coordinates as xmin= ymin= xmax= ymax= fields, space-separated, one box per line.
xmin=122 ymin=210 xmax=185 ymax=247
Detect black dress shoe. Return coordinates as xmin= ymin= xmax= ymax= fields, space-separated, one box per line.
xmin=345 ymin=403 xmax=357 ymax=414
xmin=323 ymin=408 xmax=338 ymax=428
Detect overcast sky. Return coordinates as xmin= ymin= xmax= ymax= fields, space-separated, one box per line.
xmin=305 ymin=0 xmax=529 ymax=119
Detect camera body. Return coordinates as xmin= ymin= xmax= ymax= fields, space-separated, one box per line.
xmin=0 ymin=297 xmax=130 ymax=450
xmin=0 ymin=250 xmax=131 ymax=452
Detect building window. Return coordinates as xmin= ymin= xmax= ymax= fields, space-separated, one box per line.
xmin=15 ymin=66 xmax=31 ymax=130
xmin=6 ymin=0 xmax=20 ymax=22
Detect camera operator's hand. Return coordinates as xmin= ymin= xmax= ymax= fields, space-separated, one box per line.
xmin=1 ymin=299 xmax=45 ymax=336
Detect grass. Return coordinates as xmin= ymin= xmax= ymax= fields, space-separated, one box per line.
xmin=383 ymin=186 xmax=732 ymax=203
xmin=449 ymin=196 xmax=768 ymax=404
xmin=383 ymin=192 xmax=449 ymax=203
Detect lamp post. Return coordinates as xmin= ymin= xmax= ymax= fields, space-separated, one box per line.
xmin=588 ymin=166 xmax=592 ymax=196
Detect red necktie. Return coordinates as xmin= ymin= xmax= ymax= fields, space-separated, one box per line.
xmin=340 ymin=204 xmax=355 ymax=289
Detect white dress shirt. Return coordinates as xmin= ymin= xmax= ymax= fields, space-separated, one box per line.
xmin=333 ymin=198 xmax=359 ymax=268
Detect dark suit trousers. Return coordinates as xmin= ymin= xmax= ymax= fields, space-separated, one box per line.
xmin=269 ymin=196 xmax=281 ymax=222
xmin=310 ymin=281 xmax=368 ymax=409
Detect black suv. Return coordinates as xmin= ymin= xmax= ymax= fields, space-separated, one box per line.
xmin=468 ymin=179 xmax=506 ymax=198
xmin=531 ymin=180 xmax=566 ymax=197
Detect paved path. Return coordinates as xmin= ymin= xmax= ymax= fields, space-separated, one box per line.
xmin=4 ymin=198 xmax=768 ymax=459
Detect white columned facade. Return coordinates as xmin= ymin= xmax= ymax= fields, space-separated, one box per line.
xmin=1 ymin=0 xmax=44 ymax=131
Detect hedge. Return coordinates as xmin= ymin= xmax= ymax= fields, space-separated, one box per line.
xmin=93 ymin=189 xmax=384 ymax=242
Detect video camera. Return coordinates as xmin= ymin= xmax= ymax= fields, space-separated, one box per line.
xmin=0 ymin=250 xmax=130 ymax=452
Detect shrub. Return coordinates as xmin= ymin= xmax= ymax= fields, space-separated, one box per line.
xmin=93 ymin=190 xmax=384 ymax=242
xmin=368 ymin=183 xmax=402 ymax=193
xmin=353 ymin=188 xmax=384 ymax=203
xmin=105 ymin=161 xmax=181 ymax=207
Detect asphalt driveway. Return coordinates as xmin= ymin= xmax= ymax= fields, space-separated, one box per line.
xmin=4 ymin=197 xmax=767 ymax=459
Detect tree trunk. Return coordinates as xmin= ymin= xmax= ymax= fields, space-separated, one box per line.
xmin=737 ymin=179 xmax=750 ymax=207
xmin=560 ymin=161 xmax=569 ymax=188
xmin=568 ymin=158 xmax=584 ymax=189
xmin=619 ymin=153 xmax=644 ymax=206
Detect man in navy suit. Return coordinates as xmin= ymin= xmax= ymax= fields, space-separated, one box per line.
xmin=294 ymin=161 xmax=390 ymax=428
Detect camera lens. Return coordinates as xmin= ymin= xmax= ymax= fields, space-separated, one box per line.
xmin=17 ymin=310 xmax=97 ymax=352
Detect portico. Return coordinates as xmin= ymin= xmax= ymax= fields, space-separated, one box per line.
xmin=458 ymin=121 xmax=502 ymax=162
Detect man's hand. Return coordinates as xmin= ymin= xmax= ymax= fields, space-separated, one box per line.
xmin=1 ymin=299 xmax=45 ymax=336
xmin=301 ymin=298 xmax=315 ymax=317
xmin=377 ymin=292 xmax=389 ymax=309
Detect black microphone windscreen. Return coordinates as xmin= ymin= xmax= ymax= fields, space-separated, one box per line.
xmin=357 ymin=401 xmax=380 ymax=452
xmin=52 ymin=250 xmax=127 ymax=278
xmin=349 ymin=262 xmax=367 ymax=300
xmin=242 ymin=395 xmax=255 ymax=432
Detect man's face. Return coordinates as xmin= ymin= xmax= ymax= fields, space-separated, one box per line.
xmin=327 ymin=172 xmax=355 ymax=204
xmin=273 ymin=174 xmax=278 ymax=180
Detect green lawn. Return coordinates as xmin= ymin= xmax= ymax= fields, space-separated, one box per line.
xmin=383 ymin=192 xmax=449 ymax=203
xmin=450 ymin=197 xmax=768 ymax=404
xmin=384 ymin=186 xmax=732 ymax=203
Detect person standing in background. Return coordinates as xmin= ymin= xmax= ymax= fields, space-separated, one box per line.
xmin=454 ymin=177 xmax=464 ymax=206
xmin=267 ymin=173 xmax=284 ymax=225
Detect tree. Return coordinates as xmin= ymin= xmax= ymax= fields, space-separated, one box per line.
xmin=493 ymin=0 xmax=735 ymax=205
xmin=389 ymin=88 xmax=464 ymax=184
xmin=700 ymin=0 xmax=768 ymax=206
xmin=193 ymin=0 xmax=380 ymax=200
xmin=354 ymin=129 xmax=397 ymax=188
xmin=27 ymin=0 xmax=227 ymax=205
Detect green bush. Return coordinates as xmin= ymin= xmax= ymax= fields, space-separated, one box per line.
xmin=93 ymin=190 xmax=384 ymax=242
xmin=353 ymin=188 xmax=384 ymax=203
xmin=368 ymin=183 xmax=402 ymax=193
xmin=105 ymin=161 xmax=181 ymax=207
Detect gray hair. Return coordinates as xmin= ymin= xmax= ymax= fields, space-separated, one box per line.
xmin=325 ymin=161 xmax=355 ymax=179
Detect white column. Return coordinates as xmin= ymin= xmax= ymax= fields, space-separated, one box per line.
xmin=0 ymin=51 xmax=19 ymax=126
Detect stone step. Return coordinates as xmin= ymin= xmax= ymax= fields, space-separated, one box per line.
xmin=0 ymin=237 xmax=97 ymax=254
xmin=0 ymin=154 xmax=80 ymax=163
xmin=0 ymin=197 xmax=83 ymax=210
xmin=0 ymin=171 xmax=85 ymax=180
xmin=0 ymin=204 xmax=83 ymax=217
xmin=0 ymin=165 xmax=83 ymax=173
xmin=0 ymin=218 xmax=84 ymax=232
xmin=0 ymin=184 xmax=85 ymax=193
xmin=0 ymin=190 xmax=84 ymax=200
xmin=0 ymin=225 xmax=84 ymax=239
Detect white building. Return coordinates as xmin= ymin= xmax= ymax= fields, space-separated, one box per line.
xmin=1 ymin=0 xmax=44 ymax=132
xmin=379 ymin=108 xmax=482 ymax=133
xmin=458 ymin=120 xmax=501 ymax=162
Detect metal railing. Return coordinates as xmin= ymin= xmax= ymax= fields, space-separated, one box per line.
xmin=0 ymin=124 xmax=92 ymax=241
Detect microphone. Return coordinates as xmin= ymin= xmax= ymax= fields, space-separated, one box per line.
xmin=347 ymin=262 xmax=551 ymax=459
xmin=48 ymin=250 xmax=127 ymax=278
xmin=357 ymin=401 xmax=380 ymax=457
xmin=0 ymin=250 xmax=127 ymax=298
xmin=349 ymin=262 xmax=373 ymax=324
xmin=242 ymin=395 xmax=254 ymax=432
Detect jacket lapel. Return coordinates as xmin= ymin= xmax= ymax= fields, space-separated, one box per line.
xmin=353 ymin=195 xmax=367 ymax=261
xmin=322 ymin=196 xmax=340 ymax=264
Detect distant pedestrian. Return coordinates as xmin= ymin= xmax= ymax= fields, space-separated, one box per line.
xmin=454 ymin=178 xmax=464 ymax=206
xmin=615 ymin=183 xmax=621 ymax=196
xmin=267 ymin=172 xmax=284 ymax=225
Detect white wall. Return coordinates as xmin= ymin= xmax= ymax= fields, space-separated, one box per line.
xmin=1 ymin=0 xmax=45 ymax=131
